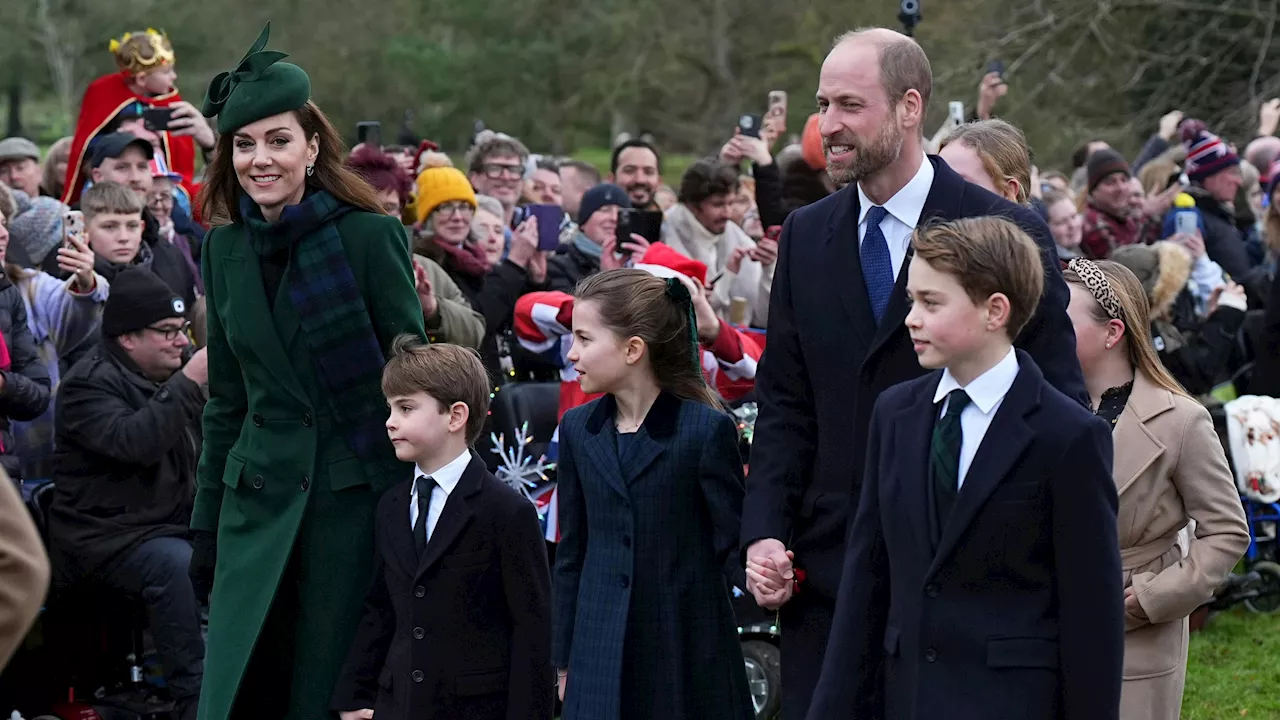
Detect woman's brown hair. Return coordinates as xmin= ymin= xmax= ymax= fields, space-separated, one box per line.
xmin=940 ymin=119 xmax=1032 ymax=205
xmin=1062 ymin=260 xmax=1190 ymax=398
xmin=198 ymin=100 xmax=383 ymax=226
xmin=574 ymin=269 xmax=720 ymax=408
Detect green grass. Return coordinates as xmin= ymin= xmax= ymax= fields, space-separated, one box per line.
xmin=569 ymin=147 xmax=700 ymax=189
xmin=1183 ymin=609 xmax=1280 ymax=719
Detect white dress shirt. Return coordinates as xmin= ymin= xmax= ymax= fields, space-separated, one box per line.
xmin=932 ymin=348 xmax=1019 ymax=489
xmin=410 ymin=449 xmax=471 ymax=541
xmin=856 ymin=153 xmax=935 ymax=279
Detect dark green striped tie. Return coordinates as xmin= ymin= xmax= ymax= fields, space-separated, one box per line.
xmin=931 ymin=389 xmax=972 ymax=525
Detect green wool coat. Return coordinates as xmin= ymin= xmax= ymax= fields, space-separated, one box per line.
xmin=192 ymin=210 xmax=426 ymax=720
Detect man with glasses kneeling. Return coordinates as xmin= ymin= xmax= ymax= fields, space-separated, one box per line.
xmin=48 ymin=267 xmax=208 ymax=720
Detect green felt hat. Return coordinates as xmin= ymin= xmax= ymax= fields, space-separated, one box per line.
xmin=201 ymin=23 xmax=311 ymax=134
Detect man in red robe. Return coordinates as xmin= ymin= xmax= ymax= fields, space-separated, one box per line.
xmin=63 ymin=29 xmax=214 ymax=208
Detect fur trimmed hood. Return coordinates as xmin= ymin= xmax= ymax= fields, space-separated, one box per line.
xmin=1109 ymin=241 xmax=1192 ymax=321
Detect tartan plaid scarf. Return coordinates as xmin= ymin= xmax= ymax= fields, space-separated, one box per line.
xmin=241 ymin=191 xmax=393 ymax=470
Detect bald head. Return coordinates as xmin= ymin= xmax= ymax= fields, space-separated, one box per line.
xmin=831 ymin=28 xmax=933 ymax=115
xmin=1245 ymin=136 xmax=1280 ymax=175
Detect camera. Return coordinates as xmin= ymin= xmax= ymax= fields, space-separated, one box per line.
xmin=899 ymin=0 xmax=922 ymax=34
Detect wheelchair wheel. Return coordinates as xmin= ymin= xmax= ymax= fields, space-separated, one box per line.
xmin=1245 ymin=560 xmax=1280 ymax=614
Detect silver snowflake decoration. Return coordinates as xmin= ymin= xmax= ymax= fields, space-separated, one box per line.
xmin=489 ymin=421 xmax=556 ymax=503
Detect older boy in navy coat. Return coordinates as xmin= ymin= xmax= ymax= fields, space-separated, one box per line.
xmin=808 ymin=218 xmax=1123 ymax=720
xmin=332 ymin=338 xmax=553 ymax=720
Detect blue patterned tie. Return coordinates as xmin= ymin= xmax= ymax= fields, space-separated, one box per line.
xmin=861 ymin=205 xmax=894 ymax=323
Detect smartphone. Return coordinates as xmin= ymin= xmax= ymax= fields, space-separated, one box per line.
xmin=616 ymin=209 xmax=664 ymax=258
xmin=142 ymin=107 xmax=174 ymax=133
xmin=765 ymin=90 xmax=788 ymax=138
xmin=1175 ymin=209 xmax=1200 ymax=237
xmin=987 ymin=59 xmax=1005 ymax=78
xmin=526 ymin=204 xmax=564 ymax=251
xmin=737 ymin=114 xmax=763 ymax=139
xmin=63 ymin=210 xmax=84 ymax=244
xmin=948 ymin=101 xmax=965 ymax=125
xmin=356 ymin=121 xmax=382 ymax=147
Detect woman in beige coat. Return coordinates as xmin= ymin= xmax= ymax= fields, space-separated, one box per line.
xmin=1064 ymin=258 xmax=1249 ymax=720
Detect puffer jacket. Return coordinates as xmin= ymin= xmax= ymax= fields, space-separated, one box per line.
xmin=0 ymin=271 xmax=52 ymax=479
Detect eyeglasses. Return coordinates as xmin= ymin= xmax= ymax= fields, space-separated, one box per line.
xmin=436 ymin=202 xmax=475 ymax=219
xmin=480 ymin=163 xmax=523 ymax=180
xmin=146 ymin=321 xmax=190 ymax=341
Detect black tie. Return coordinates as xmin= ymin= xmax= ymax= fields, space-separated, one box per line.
xmin=931 ymin=389 xmax=971 ymax=529
xmin=413 ymin=476 xmax=436 ymax=554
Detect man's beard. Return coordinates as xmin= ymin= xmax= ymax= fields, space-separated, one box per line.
xmin=825 ymin=120 xmax=904 ymax=186
xmin=626 ymin=183 xmax=655 ymax=206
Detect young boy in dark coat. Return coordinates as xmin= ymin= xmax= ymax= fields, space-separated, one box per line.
xmin=332 ymin=337 xmax=553 ymax=720
xmin=807 ymin=217 xmax=1124 ymax=720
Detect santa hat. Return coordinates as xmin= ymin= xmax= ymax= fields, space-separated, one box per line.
xmin=638 ymin=243 xmax=708 ymax=285
xmin=1182 ymin=121 xmax=1240 ymax=183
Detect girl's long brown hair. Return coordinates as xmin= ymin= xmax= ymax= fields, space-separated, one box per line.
xmin=198 ymin=100 xmax=383 ymax=226
xmin=1063 ymin=261 xmax=1190 ymax=398
xmin=574 ymin=269 xmax=721 ymax=408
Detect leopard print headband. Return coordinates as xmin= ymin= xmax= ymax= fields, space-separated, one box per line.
xmin=1068 ymin=258 xmax=1123 ymax=320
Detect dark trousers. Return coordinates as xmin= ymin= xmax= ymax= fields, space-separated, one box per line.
xmin=103 ymin=537 xmax=204 ymax=708
xmin=779 ymin=592 xmax=835 ymax=720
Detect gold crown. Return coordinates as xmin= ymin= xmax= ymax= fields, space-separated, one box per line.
xmin=109 ymin=28 xmax=175 ymax=75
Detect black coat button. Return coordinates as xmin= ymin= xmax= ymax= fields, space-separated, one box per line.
xmin=252 ymin=414 xmax=263 ymax=427
xmin=413 ymin=627 xmax=425 ymax=640
xmin=302 ymin=413 xmax=313 ymax=427
xmin=622 ymin=536 xmax=632 ymax=548
xmin=925 ymin=583 xmax=939 ymax=598
xmin=414 ymin=586 xmax=425 ymax=598
xmin=251 ymin=475 xmax=264 ymax=489
xmin=300 ymin=476 xmax=310 ymax=491
xmin=412 ymin=670 xmax=424 ymax=683
xmin=620 ymin=576 xmax=630 ymax=589
xmin=924 ymin=648 xmax=938 ymax=663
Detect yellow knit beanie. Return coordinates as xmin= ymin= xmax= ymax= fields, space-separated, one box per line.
xmin=415 ymin=165 xmax=477 ymax=225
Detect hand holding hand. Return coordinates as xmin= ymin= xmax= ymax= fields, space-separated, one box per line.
xmin=977 ymin=72 xmax=1008 ymax=120
xmin=57 ymin=233 xmax=97 ymax=292
xmin=745 ymin=538 xmax=795 ymax=610
xmin=167 ymin=101 xmax=217 ymax=150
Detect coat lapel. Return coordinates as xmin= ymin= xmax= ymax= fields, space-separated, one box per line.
xmin=1112 ymin=374 xmax=1171 ymax=497
xmin=621 ymin=392 xmax=682 ymax=485
xmin=892 ymin=377 xmax=941 ymax=557
xmin=220 ymin=248 xmax=310 ymax=406
xmin=415 ymin=456 xmax=483 ymax=579
xmin=824 ymin=185 xmax=876 ymax=348
xmin=583 ymin=396 xmax=630 ymax=500
xmin=928 ymin=355 xmax=1040 ymax=576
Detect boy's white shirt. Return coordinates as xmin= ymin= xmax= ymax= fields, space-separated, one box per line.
xmin=932 ymin=347 xmax=1019 ymax=489
xmin=410 ymin=448 xmax=471 ymax=541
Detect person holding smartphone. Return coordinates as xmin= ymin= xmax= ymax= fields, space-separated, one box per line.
xmin=546 ymin=183 xmax=651 ymax=292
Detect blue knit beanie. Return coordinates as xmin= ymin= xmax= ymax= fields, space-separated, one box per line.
xmin=578 ymin=183 xmax=631 ymax=224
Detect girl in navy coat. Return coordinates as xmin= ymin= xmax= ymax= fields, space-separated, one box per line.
xmin=552 ymin=268 xmax=752 ymax=720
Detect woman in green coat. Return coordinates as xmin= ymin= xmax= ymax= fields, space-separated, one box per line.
xmin=188 ymin=25 xmax=426 ymax=719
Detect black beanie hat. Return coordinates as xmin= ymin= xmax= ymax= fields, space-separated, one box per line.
xmin=577 ymin=183 xmax=632 ymax=225
xmin=103 ymin=268 xmax=187 ymax=337
xmin=1086 ymin=149 xmax=1131 ymax=193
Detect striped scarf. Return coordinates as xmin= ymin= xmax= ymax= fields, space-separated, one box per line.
xmin=241 ymin=191 xmax=392 ymax=471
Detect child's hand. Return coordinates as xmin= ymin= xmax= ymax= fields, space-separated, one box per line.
xmin=339 ymin=710 xmax=374 ymax=720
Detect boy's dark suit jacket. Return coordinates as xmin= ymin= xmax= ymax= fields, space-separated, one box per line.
xmin=332 ymin=452 xmax=553 ymax=720
xmin=808 ymin=352 xmax=1124 ymax=720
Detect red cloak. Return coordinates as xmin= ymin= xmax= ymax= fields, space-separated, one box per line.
xmin=62 ymin=72 xmax=198 ymax=207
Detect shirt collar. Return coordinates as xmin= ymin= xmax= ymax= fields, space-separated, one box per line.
xmin=412 ymin=449 xmax=472 ymax=499
xmin=857 ymin=152 xmax=934 ymax=229
xmin=933 ymin=347 xmax=1019 ymax=414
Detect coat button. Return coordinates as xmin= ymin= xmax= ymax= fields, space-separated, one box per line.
xmin=412 ymin=670 xmax=424 ymax=683
xmin=251 ymin=475 xmax=264 ymax=490
xmin=925 ymin=583 xmax=939 ymax=598
xmin=414 ymin=586 xmax=425 ymax=598
xmin=622 ymin=536 xmax=632 ymax=548
xmin=300 ymin=476 xmax=310 ymax=491
xmin=302 ymin=413 xmax=313 ymax=427
xmin=620 ymin=575 xmax=630 ymax=589
xmin=924 ymin=648 xmax=938 ymax=663
xmin=413 ymin=627 xmax=425 ymax=640
xmin=252 ymin=414 xmax=263 ymax=427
